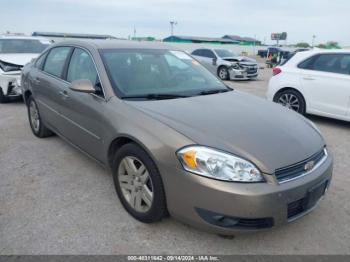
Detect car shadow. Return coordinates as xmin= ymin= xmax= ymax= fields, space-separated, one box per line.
xmin=307 ymin=114 xmax=350 ymax=128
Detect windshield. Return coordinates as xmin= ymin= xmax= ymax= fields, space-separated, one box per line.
xmin=0 ymin=39 xmax=49 ymax=54
xmin=100 ymin=49 xmax=230 ymax=99
xmin=215 ymin=49 xmax=236 ymax=58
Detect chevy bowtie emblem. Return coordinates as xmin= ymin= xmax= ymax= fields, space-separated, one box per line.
xmin=304 ymin=161 xmax=315 ymax=171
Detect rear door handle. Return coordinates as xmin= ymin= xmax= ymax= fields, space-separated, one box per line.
xmin=303 ymin=76 xmax=315 ymax=80
xmin=59 ymin=90 xmax=70 ymax=99
xmin=33 ymin=77 xmax=41 ymax=84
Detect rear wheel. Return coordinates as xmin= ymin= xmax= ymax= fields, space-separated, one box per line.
xmin=274 ymin=89 xmax=306 ymax=115
xmin=218 ymin=66 xmax=229 ymax=80
xmin=112 ymin=143 xmax=167 ymax=223
xmin=0 ymin=88 xmax=8 ymax=103
xmin=27 ymin=96 xmax=54 ymax=138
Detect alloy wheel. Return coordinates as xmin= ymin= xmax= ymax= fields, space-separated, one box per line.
xmin=118 ymin=156 xmax=154 ymax=213
xmin=219 ymin=68 xmax=228 ymax=80
xmin=277 ymin=93 xmax=300 ymax=112
xmin=29 ymin=100 xmax=40 ymax=133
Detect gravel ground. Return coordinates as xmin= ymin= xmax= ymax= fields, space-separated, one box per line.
xmin=1 ymin=64 xmax=350 ymax=255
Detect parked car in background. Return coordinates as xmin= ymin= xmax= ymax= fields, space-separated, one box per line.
xmin=258 ymin=47 xmax=291 ymax=59
xmin=0 ymin=35 xmax=50 ymax=103
xmin=21 ymin=40 xmax=332 ymax=234
xmin=267 ymin=49 xmax=350 ymax=122
xmin=191 ymin=48 xmax=258 ymax=80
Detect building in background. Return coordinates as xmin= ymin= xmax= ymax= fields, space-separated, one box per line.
xmin=31 ymin=32 xmax=118 ymax=42
xmin=163 ymin=35 xmax=239 ymax=44
xmin=222 ymin=35 xmax=261 ymax=45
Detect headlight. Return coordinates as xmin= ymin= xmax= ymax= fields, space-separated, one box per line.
xmin=0 ymin=60 xmax=22 ymax=72
xmin=231 ymin=63 xmax=240 ymax=70
xmin=177 ymin=146 xmax=264 ymax=182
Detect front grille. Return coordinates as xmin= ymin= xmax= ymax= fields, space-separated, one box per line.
xmin=275 ymin=149 xmax=326 ymax=183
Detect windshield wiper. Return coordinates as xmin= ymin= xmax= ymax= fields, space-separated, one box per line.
xmin=121 ymin=93 xmax=189 ymax=100
xmin=197 ymin=89 xmax=230 ymax=96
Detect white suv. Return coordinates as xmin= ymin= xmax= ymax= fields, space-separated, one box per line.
xmin=266 ymin=49 xmax=350 ymax=122
xmin=0 ymin=36 xmax=50 ymax=103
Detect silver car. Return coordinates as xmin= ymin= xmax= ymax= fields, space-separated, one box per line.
xmin=191 ymin=48 xmax=258 ymax=80
xmin=21 ymin=40 xmax=332 ymax=234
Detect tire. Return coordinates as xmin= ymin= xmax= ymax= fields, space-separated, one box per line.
xmin=273 ymin=89 xmax=306 ymax=115
xmin=217 ymin=66 xmax=229 ymax=80
xmin=112 ymin=143 xmax=167 ymax=223
xmin=27 ymin=96 xmax=54 ymax=138
xmin=0 ymin=88 xmax=8 ymax=103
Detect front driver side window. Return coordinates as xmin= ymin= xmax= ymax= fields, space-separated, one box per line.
xmin=67 ymin=48 xmax=103 ymax=96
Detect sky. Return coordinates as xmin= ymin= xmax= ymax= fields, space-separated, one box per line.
xmin=1 ymin=0 xmax=349 ymax=46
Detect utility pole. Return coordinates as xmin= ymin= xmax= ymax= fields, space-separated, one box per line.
xmin=170 ymin=21 xmax=177 ymax=36
xmin=133 ymin=25 xmax=136 ymax=39
xmin=312 ymin=35 xmax=316 ymax=48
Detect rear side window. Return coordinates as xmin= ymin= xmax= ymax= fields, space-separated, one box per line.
xmin=201 ymin=49 xmax=216 ymax=58
xmin=298 ymin=54 xmax=350 ymax=75
xmin=43 ymin=47 xmax=71 ymax=78
xmin=35 ymin=52 xmax=47 ymax=69
xmin=192 ymin=49 xmax=203 ymax=56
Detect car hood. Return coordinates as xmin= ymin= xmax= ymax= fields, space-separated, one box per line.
xmin=222 ymin=56 xmax=257 ymax=64
xmin=126 ymin=91 xmax=325 ymax=174
xmin=0 ymin=53 xmax=39 ymax=66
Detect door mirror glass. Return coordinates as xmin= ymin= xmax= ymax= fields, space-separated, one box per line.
xmin=69 ymin=79 xmax=95 ymax=93
xmin=212 ymin=57 xmax=217 ymax=66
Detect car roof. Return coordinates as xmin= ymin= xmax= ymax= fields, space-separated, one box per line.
xmin=282 ymin=48 xmax=350 ymax=68
xmin=51 ymin=39 xmax=180 ymax=50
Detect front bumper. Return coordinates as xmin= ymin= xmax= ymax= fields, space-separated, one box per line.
xmin=0 ymin=72 xmax=22 ymax=97
xmin=228 ymin=68 xmax=258 ymax=80
xmin=162 ymin=152 xmax=333 ymax=234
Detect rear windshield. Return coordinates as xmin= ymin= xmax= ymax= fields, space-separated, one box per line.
xmin=0 ymin=39 xmax=49 ymax=53
xmin=280 ymin=52 xmax=296 ymax=66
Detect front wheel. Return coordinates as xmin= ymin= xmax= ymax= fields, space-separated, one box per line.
xmin=112 ymin=143 xmax=167 ymax=223
xmin=218 ymin=66 xmax=229 ymax=80
xmin=273 ymin=89 xmax=306 ymax=115
xmin=27 ymin=96 xmax=54 ymax=138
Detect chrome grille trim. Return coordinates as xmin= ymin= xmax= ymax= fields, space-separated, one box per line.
xmin=276 ymin=148 xmax=328 ymax=184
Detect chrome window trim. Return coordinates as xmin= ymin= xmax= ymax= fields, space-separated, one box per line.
xmin=277 ymin=148 xmax=328 ymax=184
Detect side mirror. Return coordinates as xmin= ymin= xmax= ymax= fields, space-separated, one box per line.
xmin=69 ymin=79 xmax=95 ymax=93
xmin=212 ymin=57 xmax=217 ymax=66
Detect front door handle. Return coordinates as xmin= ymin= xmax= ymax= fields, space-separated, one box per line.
xmin=59 ymin=90 xmax=70 ymax=99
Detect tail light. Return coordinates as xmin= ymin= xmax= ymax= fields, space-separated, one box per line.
xmin=273 ymin=67 xmax=282 ymax=76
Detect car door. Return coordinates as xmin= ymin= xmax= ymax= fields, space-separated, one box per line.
xmin=31 ymin=46 xmax=73 ymax=132
xmin=299 ymin=53 xmax=350 ymax=118
xmin=58 ymin=47 xmax=107 ymax=162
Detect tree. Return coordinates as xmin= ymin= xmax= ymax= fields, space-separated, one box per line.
xmin=317 ymin=41 xmax=340 ymax=49
xmin=295 ymin=42 xmax=310 ymax=48
xmin=317 ymin=44 xmax=327 ymax=49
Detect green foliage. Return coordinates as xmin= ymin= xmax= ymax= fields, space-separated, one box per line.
xmin=295 ymin=42 xmax=310 ymax=48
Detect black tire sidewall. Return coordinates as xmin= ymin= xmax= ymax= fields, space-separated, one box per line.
xmin=112 ymin=143 xmax=166 ymax=223
xmin=0 ymin=88 xmax=8 ymax=103
xmin=275 ymin=89 xmax=306 ymax=115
